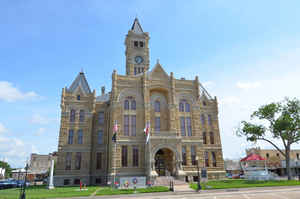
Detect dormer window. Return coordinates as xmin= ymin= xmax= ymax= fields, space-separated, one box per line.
xmin=134 ymin=41 xmax=138 ymax=47
xmin=139 ymin=41 xmax=144 ymax=47
xmin=77 ymin=95 xmax=80 ymax=100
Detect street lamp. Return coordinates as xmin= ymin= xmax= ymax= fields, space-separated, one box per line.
xmin=195 ymin=156 xmax=201 ymax=192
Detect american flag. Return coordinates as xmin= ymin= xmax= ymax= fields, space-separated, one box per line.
xmin=144 ymin=121 xmax=150 ymax=144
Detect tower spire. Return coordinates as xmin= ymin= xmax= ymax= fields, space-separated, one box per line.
xmin=131 ymin=17 xmax=143 ymax=34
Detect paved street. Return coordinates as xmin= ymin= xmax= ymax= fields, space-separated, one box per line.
xmin=85 ymin=186 xmax=300 ymax=199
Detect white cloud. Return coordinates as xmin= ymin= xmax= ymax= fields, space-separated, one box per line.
xmin=30 ymin=114 xmax=50 ymax=125
xmin=0 ymin=81 xmax=40 ymax=102
xmin=236 ymin=81 xmax=261 ymax=90
xmin=34 ymin=128 xmax=46 ymax=136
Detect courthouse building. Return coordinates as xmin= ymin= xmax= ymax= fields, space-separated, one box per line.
xmin=54 ymin=18 xmax=225 ymax=186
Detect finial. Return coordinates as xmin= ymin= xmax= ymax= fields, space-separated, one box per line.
xmin=80 ymin=68 xmax=84 ymax=74
xmin=156 ymin=59 xmax=160 ymax=64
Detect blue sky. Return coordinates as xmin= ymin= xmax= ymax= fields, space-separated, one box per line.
xmin=1 ymin=0 xmax=300 ymax=168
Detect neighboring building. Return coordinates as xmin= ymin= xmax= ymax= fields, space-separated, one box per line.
xmin=12 ymin=153 xmax=57 ymax=182
xmin=224 ymin=159 xmax=242 ymax=176
xmin=54 ymin=18 xmax=225 ymax=186
xmin=246 ymin=148 xmax=300 ymax=176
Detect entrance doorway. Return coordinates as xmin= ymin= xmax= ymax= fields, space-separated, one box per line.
xmin=154 ymin=148 xmax=174 ymax=176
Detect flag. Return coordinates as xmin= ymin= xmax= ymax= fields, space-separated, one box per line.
xmin=112 ymin=121 xmax=118 ymax=143
xmin=144 ymin=121 xmax=150 ymax=144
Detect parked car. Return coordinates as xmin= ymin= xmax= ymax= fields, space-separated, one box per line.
xmin=0 ymin=180 xmax=17 ymax=189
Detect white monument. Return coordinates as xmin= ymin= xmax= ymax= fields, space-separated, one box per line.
xmin=48 ymin=159 xmax=55 ymax=189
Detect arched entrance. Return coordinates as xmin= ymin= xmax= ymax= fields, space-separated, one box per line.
xmin=154 ymin=148 xmax=174 ymax=176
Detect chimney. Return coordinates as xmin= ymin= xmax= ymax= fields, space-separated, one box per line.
xmin=101 ymin=86 xmax=105 ymax=95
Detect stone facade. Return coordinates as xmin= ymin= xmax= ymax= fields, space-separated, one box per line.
xmin=54 ymin=18 xmax=225 ymax=186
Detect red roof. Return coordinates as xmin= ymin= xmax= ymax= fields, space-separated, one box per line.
xmin=240 ymin=153 xmax=266 ymax=162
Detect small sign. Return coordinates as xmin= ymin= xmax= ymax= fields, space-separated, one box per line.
xmin=120 ymin=177 xmax=146 ymax=189
xmin=132 ymin=178 xmax=138 ymax=184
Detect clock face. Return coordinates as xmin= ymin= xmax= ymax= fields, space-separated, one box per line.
xmin=135 ymin=56 xmax=143 ymax=64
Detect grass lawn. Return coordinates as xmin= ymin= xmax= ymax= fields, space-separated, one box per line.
xmin=95 ymin=186 xmax=169 ymax=196
xmin=190 ymin=179 xmax=300 ymax=190
xmin=0 ymin=185 xmax=169 ymax=199
xmin=0 ymin=185 xmax=98 ymax=199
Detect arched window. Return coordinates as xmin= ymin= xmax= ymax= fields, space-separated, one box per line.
xmin=154 ymin=100 xmax=160 ymax=112
xmin=79 ymin=110 xmax=85 ymax=122
xmin=179 ymin=101 xmax=184 ymax=112
xmin=131 ymin=100 xmax=136 ymax=110
xmin=77 ymin=95 xmax=80 ymax=100
xmin=203 ymin=132 xmax=207 ymax=144
xmin=208 ymin=114 xmax=212 ymax=126
xmin=124 ymin=100 xmax=129 ymax=110
xmin=70 ymin=109 xmax=75 ymax=122
xmin=185 ymin=102 xmax=190 ymax=112
xmin=210 ymin=132 xmax=214 ymax=144
xmin=78 ymin=130 xmax=83 ymax=144
xmin=201 ymin=114 xmax=205 ymax=125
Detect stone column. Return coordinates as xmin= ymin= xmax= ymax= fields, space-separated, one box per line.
xmin=48 ymin=159 xmax=55 ymax=189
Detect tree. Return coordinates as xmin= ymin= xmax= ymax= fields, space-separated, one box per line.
xmin=237 ymin=98 xmax=300 ymax=180
xmin=0 ymin=160 xmax=12 ymax=178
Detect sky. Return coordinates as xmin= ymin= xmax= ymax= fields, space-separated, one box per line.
xmin=1 ymin=0 xmax=300 ymax=168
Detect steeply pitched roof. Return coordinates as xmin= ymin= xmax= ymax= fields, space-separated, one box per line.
xmin=131 ymin=17 xmax=143 ymax=34
xmin=241 ymin=153 xmax=266 ymax=162
xmin=68 ymin=72 xmax=91 ymax=94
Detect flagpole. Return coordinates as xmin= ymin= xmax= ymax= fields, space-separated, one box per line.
xmin=114 ymin=141 xmax=116 ymax=187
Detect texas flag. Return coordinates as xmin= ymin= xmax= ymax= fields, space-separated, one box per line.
xmin=112 ymin=121 xmax=118 ymax=143
xmin=144 ymin=121 xmax=150 ymax=144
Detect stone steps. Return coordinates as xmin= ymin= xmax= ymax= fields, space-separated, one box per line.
xmin=154 ymin=176 xmax=188 ymax=186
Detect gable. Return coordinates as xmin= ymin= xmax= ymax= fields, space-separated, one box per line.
xmin=149 ymin=62 xmax=169 ymax=80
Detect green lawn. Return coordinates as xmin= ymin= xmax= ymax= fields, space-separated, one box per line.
xmin=0 ymin=185 xmax=99 ymax=199
xmin=0 ymin=185 xmax=169 ymax=199
xmin=190 ymin=179 xmax=300 ymax=190
xmin=95 ymin=186 xmax=169 ymax=196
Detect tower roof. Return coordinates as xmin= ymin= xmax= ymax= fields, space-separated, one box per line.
xmin=131 ymin=17 xmax=144 ymax=34
xmin=68 ymin=72 xmax=91 ymax=94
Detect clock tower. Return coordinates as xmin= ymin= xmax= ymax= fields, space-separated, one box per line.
xmin=125 ymin=18 xmax=150 ymax=75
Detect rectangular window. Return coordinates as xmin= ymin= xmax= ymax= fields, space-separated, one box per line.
xmin=65 ymin=152 xmax=72 ymax=170
xmin=134 ymin=67 xmax=137 ymax=75
xmin=75 ymin=152 xmax=81 ymax=170
xmin=98 ymin=112 xmax=104 ymax=125
xmin=132 ymin=146 xmax=139 ymax=167
xmin=124 ymin=115 xmax=129 ymax=136
xmin=70 ymin=109 xmax=75 ymax=122
xmin=131 ymin=115 xmax=136 ymax=136
xmin=122 ymin=146 xmax=128 ymax=167
xmin=68 ymin=130 xmax=74 ymax=144
xmin=79 ymin=110 xmax=85 ymax=122
xmin=210 ymin=132 xmax=214 ymax=144
xmin=134 ymin=41 xmax=138 ymax=47
xmin=186 ymin=117 xmax=192 ymax=136
xmin=98 ymin=130 xmax=103 ymax=144
xmin=191 ymin=146 xmax=196 ymax=165
xmin=203 ymin=132 xmax=207 ymax=144
xmin=77 ymin=130 xmax=83 ymax=144
xmin=208 ymin=114 xmax=212 ymax=126
xmin=155 ymin=117 xmax=160 ymax=131
xmin=139 ymin=41 xmax=144 ymax=47
xmin=182 ymin=146 xmax=187 ymax=166
xmin=212 ymin=152 xmax=217 ymax=167
xmin=205 ymin=151 xmax=209 ymax=167
xmin=74 ymin=179 xmax=80 ymax=185
xmin=96 ymin=152 xmax=102 ymax=169
xmin=180 ymin=117 xmax=186 ymax=136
